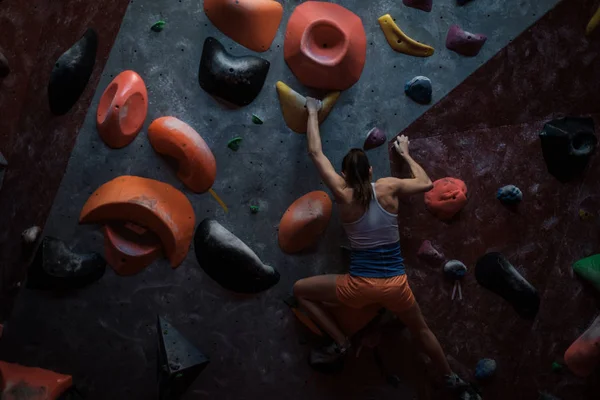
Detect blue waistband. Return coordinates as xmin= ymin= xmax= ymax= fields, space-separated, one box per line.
xmin=349 ymin=242 xmax=405 ymax=278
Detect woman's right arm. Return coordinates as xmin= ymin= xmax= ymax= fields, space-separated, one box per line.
xmin=387 ymin=135 xmax=433 ymax=195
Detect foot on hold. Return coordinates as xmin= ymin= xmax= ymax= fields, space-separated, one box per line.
xmin=276 ymin=81 xmax=340 ymax=134
xmin=26 ymin=237 xmax=106 ymax=290
xmin=48 ymin=28 xmax=98 ymax=115
xmin=446 ymin=25 xmax=487 ymax=57
xmin=194 ymin=218 xmax=280 ymax=293
xmin=198 ymin=37 xmax=270 ymax=107
xmin=363 ymin=127 xmax=386 ymax=150
xmin=457 ymin=0 xmax=473 ymax=5
xmin=539 ymin=117 xmax=597 ymax=182
xmin=309 ymin=341 xmax=350 ymax=374
xmin=475 ymin=358 xmax=497 ymax=380
xmin=496 ymin=185 xmax=523 ymax=205
xmin=564 ymin=314 xmax=600 ymax=377
xmin=157 ymin=316 xmax=209 ymax=400
xmin=378 ymin=14 xmax=434 ymax=57
xmin=573 ymin=254 xmax=600 ymax=292
xmin=418 ymin=240 xmax=445 ymax=266
xmin=444 ymin=373 xmax=482 ymax=400
xmin=403 ymin=0 xmax=432 ymax=12
xmin=405 ymin=76 xmax=432 ymax=105
xmin=475 ymin=252 xmax=539 ymax=319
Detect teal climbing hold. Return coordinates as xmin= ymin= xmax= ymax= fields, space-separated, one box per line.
xmin=497 ymin=185 xmax=522 ymax=204
xmin=573 ymin=254 xmax=600 ymax=292
xmin=475 ymin=358 xmax=496 ymax=380
xmin=404 ymin=76 xmax=432 ymax=105
xmin=227 ymin=137 xmax=243 ymax=151
xmin=551 ymin=361 xmax=563 ymax=372
xmin=151 ymin=20 xmax=166 ymax=32
xmin=251 ymin=114 xmax=263 ymax=124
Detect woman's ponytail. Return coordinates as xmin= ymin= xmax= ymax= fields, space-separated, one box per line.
xmin=341 ymin=149 xmax=372 ymax=208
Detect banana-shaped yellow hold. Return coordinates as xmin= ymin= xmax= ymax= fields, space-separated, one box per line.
xmin=586 ymin=5 xmax=600 ymax=36
xmin=378 ymin=14 xmax=434 ymax=57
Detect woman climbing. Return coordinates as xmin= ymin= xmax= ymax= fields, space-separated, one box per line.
xmin=293 ymin=98 xmax=480 ymax=399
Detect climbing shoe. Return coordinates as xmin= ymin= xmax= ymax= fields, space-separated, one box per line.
xmin=309 ymin=341 xmax=350 ymax=374
xmin=445 ymin=373 xmax=482 ymax=400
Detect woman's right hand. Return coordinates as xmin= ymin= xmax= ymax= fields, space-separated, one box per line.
xmin=305 ymin=97 xmax=322 ymax=115
xmin=394 ymin=135 xmax=410 ymax=157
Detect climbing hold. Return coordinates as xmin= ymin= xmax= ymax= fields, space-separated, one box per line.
xmin=457 ymin=0 xmax=473 ymax=5
xmin=378 ymin=14 xmax=434 ymax=57
xmin=475 ymin=358 xmax=497 ymax=380
xmin=251 ymin=114 xmax=263 ymax=125
xmin=279 ymin=191 xmax=332 ymax=254
xmin=22 ymin=226 xmax=42 ymax=244
xmin=103 ymin=223 xmax=162 ymax=276
xmin=79 ymin=176 xmax=195 ymax=268
xmin=275 ymin=81 xmax=340 ymax=134
xmin=578 ymin=196 xmax=597 ymax=221
xmin=424 ymin=177 xmax=468 ymax=220
xmin=204 ymin=0 xmax=283 ymax=52
xmin=475 ymin=252 xmax=540 ymax=319
xmin=0 ymin=51 xmax=9 ymax=77
xmin=443 ymin=260 xmax=467 ymax=279
xmin=250 ymin=205 xmax=260 ymax=214
xmin=586 ymin=5 xmax=600 ymax=36
xmin=363 ymin=127 xmax=386 ymax=151
xmin=227 ymin=137 xmax=243 ymax=152
xmin=198 ymin=37 xmax=270 ymax=108
xmin=194 ymin=219 xmax=280 ymax=293
xmin=0 ymin=361 xmax=73 ymax=399
xmin=157 ymin=316 xmax=209 ymax=400
xmin=26 ymin=237 xmax=106 ymax=290
xmin=496 ymin=185 xmax=523 ymax=205
xmin=151 ymin=20 xmax=166 ymax=32
xmin=573 ymin=254 xmax=600 ymax=293
xmin=417 ymin=240 xmax=445 ymax=266
xmin=404 ymin=76 xmax=432 ymax=105
xmin=48 ymin=28 xmax=98 ymax=115
xmin=148 ymin=116 xmax=217 ymax=193
xmin=97 ymin=70 xmax=148 ymax=148
xmin=403 ymin=0 xmax=432 ymax=13
xmin=539 ymin=117 xmax=597 ymax=182
xmin=285 ymin=2 xmax=367 ymax=90
xmin=446 ymin=25 xmax=487 ymax=57
xmin=564 ymin=314 xmax=600 ymax=377
xmin=551 ymin=361 xmax=563 ymax=372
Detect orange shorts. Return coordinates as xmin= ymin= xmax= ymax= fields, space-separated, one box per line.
xmin=335 ymin=274 xmax=416 ymax=313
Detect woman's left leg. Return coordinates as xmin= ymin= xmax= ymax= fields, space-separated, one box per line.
xmin=293 ymin=275 xmax=351 ymax=349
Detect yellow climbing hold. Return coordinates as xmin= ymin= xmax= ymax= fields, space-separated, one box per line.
xmin=586 ymin=5 xmax=600 ymax=36
xmin=275 ymin=81 xmax=340 ymax=134
xmin=378 ymin=14 xmax=434 ymax=57
xmin=209 ymin=188 xmax=228 ymax=213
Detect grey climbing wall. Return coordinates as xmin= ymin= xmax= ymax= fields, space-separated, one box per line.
xmin=3 ymin=0 xmax=561 ymax=398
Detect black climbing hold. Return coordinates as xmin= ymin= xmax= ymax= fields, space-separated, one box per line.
xmin=48 ymin=28 xmax=98 ymax=115
xmin=539 ymin=117 xmax=597 ymax=182
xmin=26 ymin=237 xmax=106 ymax=290
xmin=475 ymin=252 xmax=539 ymax=319
xmin=193 ymin=218 xmax=280 ymax=293
xmin=198 ymin=37 xmax=270 ymax=107
xmin=0 ymin=51 xmax=9 ymax=78
xmin=457 ymin=0 xmax=473 ymax=5
xmin=404 ymin=76 xmax=432 ymax=105
xmin=157 ymin=316 xmax=209 ymax=400
xmin=475 ymin=358 xmax=497 ymax=380
xmin=443 ymin=260 xmax=467 ymax=279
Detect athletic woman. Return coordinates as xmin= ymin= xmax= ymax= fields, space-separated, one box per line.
xmin=293 ymin=98 xmax=480 ymax=399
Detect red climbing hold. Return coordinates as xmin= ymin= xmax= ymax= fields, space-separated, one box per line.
xmin=424 ymin=177 xmax=468 ymax=220
xmin=0 ymin=361 xmax=73 ymax=399
xmin=446 ymin=25 xmax=487 ymax=57
xmin=417 ymin=240 xmax=445 ymax=265
xmin=565 ymin=314 xmax=600 ymax=377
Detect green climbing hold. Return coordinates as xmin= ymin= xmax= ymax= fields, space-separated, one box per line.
xmin=250 ymin=205 xmax=260 ymax=213
xmin=151 ymin=20 xmax=166 ymax=32
xmin=551 ymin=362 xmax=563 ymax=372
xmin=227 ymin=137 xmax=243 ymax=151
xmin=252 ymin=114 xmax=263 ymax=125
xmin=573 ymin=254 xmax=600 ymax=292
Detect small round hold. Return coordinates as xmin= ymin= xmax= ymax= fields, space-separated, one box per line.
xmin=404 ymin=76 xmax=432 ymax=105
xmin=496 ymin=185 xmax=523 ymax=204
xmin=475 ymin=358 xmax=497 ymax=380
xmin=22 ymin=226 xmax=42 ymax=244
xmin=443 ymin=260 xmax=467 ymax=279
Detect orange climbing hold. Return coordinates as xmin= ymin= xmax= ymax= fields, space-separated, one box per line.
xmin=424 ymin=177 xmax=468 ymax=220
xmin=284 ymin=1 xmax=367 ymax=90
xmin=97 ymin=70 xmax=148 ymax=148
xmin=278 ymin=191 xmax=332 ymax=254
xmin=148 ymin=117 xmax=217 ymax=193
xmin=103 ymin=222 xmax=163 ymax=276
xmin=564 ymin=314 xmax=600 ymax=377
xmin=204 ymin=0 xmax=283 ymax=52
xmin=0 ymin=361 xmax=73 ymax=399
xmin=79 ymin=176 xmax=195 ymax=268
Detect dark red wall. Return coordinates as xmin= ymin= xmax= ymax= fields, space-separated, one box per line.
xmin=0 ymin=0 xmax=130 ymax=319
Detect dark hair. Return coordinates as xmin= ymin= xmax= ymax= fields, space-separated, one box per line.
xmin=342 ymin=149 xmax=372 ymax=208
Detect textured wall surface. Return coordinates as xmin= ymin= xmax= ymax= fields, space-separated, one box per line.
xmin=4 ymin=0 xmax=596 ymax=399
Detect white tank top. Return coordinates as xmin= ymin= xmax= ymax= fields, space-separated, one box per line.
xmin=342 ymin=183 xmax=400 ymax=249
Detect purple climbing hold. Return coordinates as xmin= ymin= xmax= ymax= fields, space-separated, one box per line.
xmin=0 ymin=51 xmax=9 ymax=78
xmin=446 ymin=25 xmax=487 ymax=57
xmin=403 ymin=0 xmax=432 ymax=13
xmin=417 ymin=240 xmax=445 ymax=266
xmin=363 ymin=127 xmax=386 ymax=151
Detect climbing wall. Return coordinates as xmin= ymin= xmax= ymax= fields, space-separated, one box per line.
xmin=3 ymin=0 xmax=598 ymax=399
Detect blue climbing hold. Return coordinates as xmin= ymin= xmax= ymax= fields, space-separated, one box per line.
xmin=404 ymin=76 xmax=432 ymax=105
xmin=496 ymin=185 xmax=523 ymax=204
xmin=443 ymin=260 xmax=467 ymax=279
xmin=475 ymin=358 xmax=497 ymax=380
